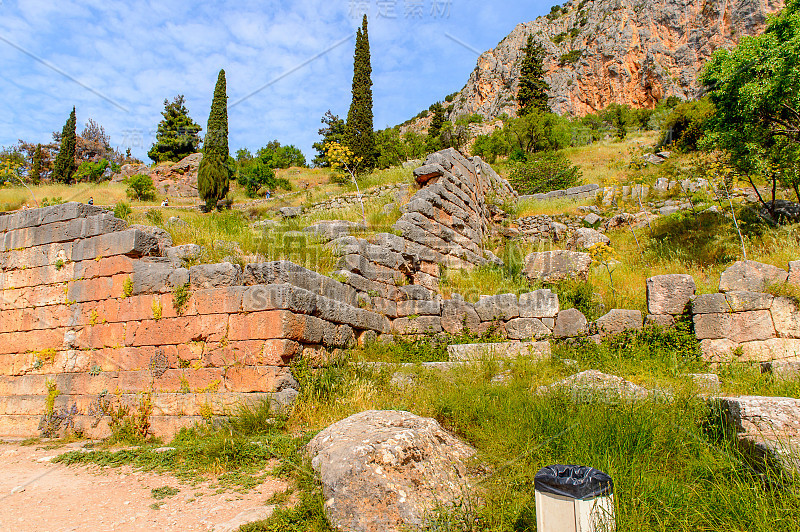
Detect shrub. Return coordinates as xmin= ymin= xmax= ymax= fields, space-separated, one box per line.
xmin=659 ymin=98 xmax=715 ymax=151
xmin=113 ymin=201 xmax=132 ymax=220
xmin=145 ymin=209 xmax=163 ymax=225
xmin=559 ymin=49 xmax=583 ymax=65
xmin=74 ymin=159 xmax=110 ymax=182
xmin=507 ymin=151 xmax=581 ymax=194
xmin=126 ymin=174 xmax=157 ymax=201
xmin=237 ymin=160 xmax=291 ymax=198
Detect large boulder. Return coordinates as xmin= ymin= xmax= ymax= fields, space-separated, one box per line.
xmin=718 ymin=260 xmax=788 ymax=293
xmin=566 ymin=228 xmax=610 ymax=251
xmin=536 ymin=370 xmax=659 ymax=402
xmin=307 ymin=410 xmax=478 ymax=532
xmin=646 ymin=274 xmax=696 ymax=315
xmin=148 ymin=153 xmax=202 ymax=197
xmin=523 ymin=250 xmax=592 ymax=283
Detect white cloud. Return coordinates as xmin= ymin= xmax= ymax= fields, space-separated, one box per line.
xmin=0 ymin=0 xmax=552 ymax=161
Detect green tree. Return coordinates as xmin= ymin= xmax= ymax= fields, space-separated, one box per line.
xmin=517 ymin=35 xmax=550 ymax=115
xmin=52 ymin=107 xmax=77 ymax=183
xmin=345 ymin=15 xmax=375 ymax=172
xmin=505 ymin=110 xmax=570 ymax=154
xmin=29 ymin=144 xmax=43 ymax=183
xmin=147 ymin=95 xmax=202 ymax=163
xmin=659 ymin=98 xmax=715 ymax=151
xmin=126 ymin=174 xmax=157 ymax=201
xmin=701 ymin=0 xmax=800 ymax=207
xmin=508 ymin=151 xmax=582 ymax=194
xmin=426 ymin=102 xmax=446 ymax=151
xmin=197 ymin=69 xmax=231 ymax=211
xmin=312 ymin=111 xmax=346 ymax=167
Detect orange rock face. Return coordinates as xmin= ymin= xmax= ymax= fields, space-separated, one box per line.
xmin=447 ymin=0 xmax=784 ymax=119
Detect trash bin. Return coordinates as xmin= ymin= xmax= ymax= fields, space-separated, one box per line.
xmin=534 ymin=464 xmax=615 ymax=532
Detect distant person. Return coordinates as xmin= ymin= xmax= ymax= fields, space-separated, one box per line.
xmin=161 ymin=198 xmax=169 ymax=207
xmin=88 ymin=197 xmax=93 ymax=205
xmin=265 ymin=189 xmax=271 ymax=200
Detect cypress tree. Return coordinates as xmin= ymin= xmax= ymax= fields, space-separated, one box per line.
xmin=345 ymin=15 xmax=375 ymax=172
xmin=52 ymin=107 xmax=77 ymax=183
xmin=30 ymin=144 xmax=43 ymax=183
xmin=517 ymin=35 xmax=550 ymax=115
xmin=198 ymin=69 xmax=230 ymax=211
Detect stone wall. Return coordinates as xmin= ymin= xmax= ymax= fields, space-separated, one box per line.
xmin=327 ymin=148 xmax=519 ymax=333
xmin=305 ymin=183 xmax=410 ymax=214
xmin=0 ymin=203 xmax=391 ymax=439
xmin=645 ymin=263 xmax=800 ymax=363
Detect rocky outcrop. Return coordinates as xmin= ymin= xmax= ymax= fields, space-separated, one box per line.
xmin=307 ymin=410 xmax=478 ymax=532
xmin=113 ymin=153 xmax=202 ymax=198
xmin=446 ymin=0 xmax=783 ymax=120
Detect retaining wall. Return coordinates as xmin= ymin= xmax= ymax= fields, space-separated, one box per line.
xmin=0 ymin=204 xmax=392 ymax=439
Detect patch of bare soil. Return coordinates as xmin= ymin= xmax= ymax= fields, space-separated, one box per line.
xmin=0 ymin=440 xmax=287 ymax=532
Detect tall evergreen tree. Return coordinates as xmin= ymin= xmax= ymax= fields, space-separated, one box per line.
xmin=52 ymin=107 xmax=77 ymax=183
xmin=345 ymin=15 xmax=375 ymax=172
xmin=517 ymin=35 xmax=550 ymax=115
xmin=30 ymin=144 xmax=43 ymax=183
xmin=197 ymin=69 xmax=230 ymax=211
xmin=147 ymin=95 xmax=203 ymax=163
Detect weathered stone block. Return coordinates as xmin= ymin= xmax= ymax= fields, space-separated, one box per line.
xmin=771 ymin=297 xmax=800 ymax=338
xmin=646 ymin=314 xmax=676 ymax=328
xmin=440 ymin=300 xmax=480 ymax=334
xmin=391 ymin=316 xmax=442 ymax=334
xmin=719 ymin=260 xmax=788 ymax=293
xmin=739 ymin=338 xmax=800 ymax=362
xmin=396 ymin=299 xmax=441 ymax=317
xmin=505 ymin=318 xmax=551 ymax=340
xmin=646 ymin=274 xmax=696 ymax=315
xmin=523 ymin=250 xmax=591 ymax=283
xmin=566 ymin=228 xmax=610 ymax=251
xmin=447 ymin=341 xmax=550 ymax=361
xmin=595 ymin=309 xmax=643 ymax=338
xmin=70 ymin=229 xmax=159 ymax=261
xmin=694 ymin=310 xmax=775 ymax=343
xmin=518 ymin=289 xmax=559 ymax=318
xmin=242 ymin=284 xmax=317 ymax=315
xmin=553 ymin=308 xmax=588 ymax=338
xmin=132 ymin=260 xmax=189 ymax=295
xmin=399 ymin=284 xmax=434 ymax=301
xmin=474 ymin=293 xmax=519 ymax=321
xmin=189 ymin=262 xmax=242 ymax=289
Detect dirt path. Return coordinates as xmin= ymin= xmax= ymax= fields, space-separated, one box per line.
xmin=0 ymin=440 xmax=287 ymax=532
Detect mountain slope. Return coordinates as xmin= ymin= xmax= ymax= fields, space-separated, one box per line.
xmin=448 ymin=0 xmax=784 ymax=119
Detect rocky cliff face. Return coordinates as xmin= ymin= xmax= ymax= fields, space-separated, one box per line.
xmin=448 ymin=0 xmax=783 ymax=119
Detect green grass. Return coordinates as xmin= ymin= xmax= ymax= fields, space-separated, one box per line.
xmin=53 ymin=402 xmax=307 ymax=492
xmin=50 ymin=325 xmax=800 ymax=531
xmin=286 ymin=327 xmax=800 ymax=531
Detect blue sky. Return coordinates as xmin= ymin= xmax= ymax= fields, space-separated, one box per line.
xmin=0 ymin=0 xmax=550 ymax=162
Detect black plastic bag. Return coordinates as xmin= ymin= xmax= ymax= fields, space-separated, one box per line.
xmin=534 ymin=464 xmax=613 ymax=500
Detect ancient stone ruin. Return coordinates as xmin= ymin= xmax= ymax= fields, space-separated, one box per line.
xmin=2 ymin=149 xmax=800 ymax=462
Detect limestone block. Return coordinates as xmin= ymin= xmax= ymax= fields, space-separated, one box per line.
xmin=595 ymin=309 xmax=643 ymax=337
xmin=719 ymin=260 xmax=788 ymax=292
xmin=646 ymin=274 xmax=696 ymax=315
xmin=553 ymin=308 xmax=588 ymax=338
